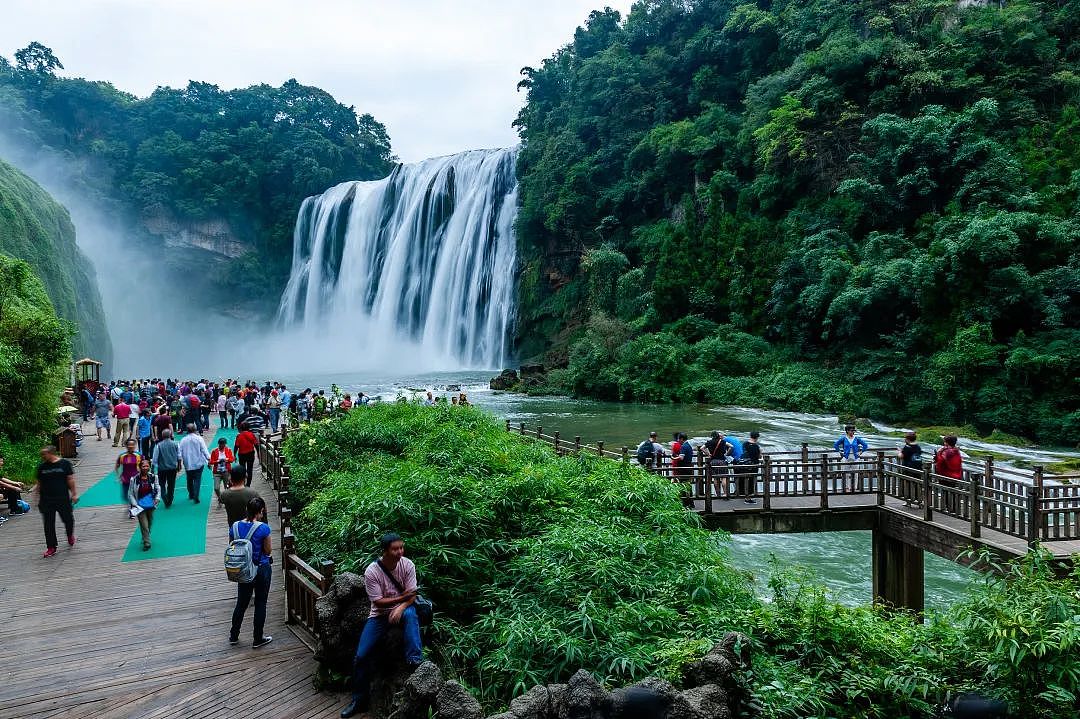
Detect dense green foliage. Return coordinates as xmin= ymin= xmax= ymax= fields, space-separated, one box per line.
xmin=286 ymin=404 xmax=1080 ymax=717
xmin=514 ymin=0 xmax=1080 ymax=444
xmin=0 ymin=157 xmax=110 ymax=364
xmin=286 ymin=402 xmax=758 ymax=701
xmin=0 ymin=254 xmax=72 ymax=481
xmin=0 ymin=42 xmax=394 ymax=308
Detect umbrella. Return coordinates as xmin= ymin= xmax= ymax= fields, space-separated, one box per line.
xmin=57 ymin=405 xmax=78 ymax=413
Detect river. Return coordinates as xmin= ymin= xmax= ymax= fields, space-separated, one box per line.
xmin=261 ymin=368 xmax=1078 ymax=614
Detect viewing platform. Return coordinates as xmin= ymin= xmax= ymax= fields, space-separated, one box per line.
xmin=507 ymin=421 xmax=1080 ymax=614
xmin=0 ymin=423 xmax=343 ymax=718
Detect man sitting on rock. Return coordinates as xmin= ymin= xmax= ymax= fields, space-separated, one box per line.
xmin=341 ymin=532 xmax=424 ymax=719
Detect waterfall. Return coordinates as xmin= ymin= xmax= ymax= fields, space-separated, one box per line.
xmin=277 ymin=148 xmax=518 ymax=369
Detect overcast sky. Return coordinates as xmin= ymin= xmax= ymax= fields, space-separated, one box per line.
xmin=0 ymin=0 xmax=633 ymax=162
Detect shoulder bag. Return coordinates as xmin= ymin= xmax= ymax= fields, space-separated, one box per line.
xmin=376 ymin=560 xmax=433 ymax=625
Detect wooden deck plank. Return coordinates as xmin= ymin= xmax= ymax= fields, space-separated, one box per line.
xmin=0 ymin=421 xmax=345 ymax=718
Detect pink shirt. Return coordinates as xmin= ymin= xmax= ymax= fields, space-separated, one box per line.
xmin=364 ymin=557 xmax=416 ymax=618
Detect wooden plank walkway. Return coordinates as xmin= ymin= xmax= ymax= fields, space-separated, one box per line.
xmin=0 ymin=421 xmax=345 ymax=719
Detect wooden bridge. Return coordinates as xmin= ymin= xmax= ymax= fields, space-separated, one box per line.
xmin=506 ymin=421 xmax=1080 ymax=614
xmin=190 ymin=418 xmax=1080 ymax=656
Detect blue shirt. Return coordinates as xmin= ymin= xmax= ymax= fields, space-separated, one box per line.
xmin=724 ymin=436 xmax=744 ymax=460
xmin=834 ymin=434 xmax=869 ymax=459
xmin=230 ymin=520 xmax=272 ymax=565
xmin=137 ymin=416 xmax=152 ymax=439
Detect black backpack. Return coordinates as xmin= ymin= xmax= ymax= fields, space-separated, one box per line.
xmin=636 ymin=440 xmax=655 ymax=466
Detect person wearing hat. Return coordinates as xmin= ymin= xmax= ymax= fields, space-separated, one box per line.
xmin=210 ymin=438 xmax=236 ymax=503
xmin=266 ymin=389 xmax=282 ymax=432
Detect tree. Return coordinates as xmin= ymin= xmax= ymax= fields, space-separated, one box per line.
xmin=14 ymin=42 xmax=63 ymax=77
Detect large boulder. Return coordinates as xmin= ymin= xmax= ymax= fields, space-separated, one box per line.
xmin=684 ymin=634 xmax=751 ymax=690
xmin=490 ymin=369 xmax=519 ymax=391
xmin=563 ymin=670 xmax=612 ymax=719
xmin=519 ymin=364 xmax=546 ymax=388
xmin=314 ymin=572 xmax=369 ymax=671
xmin=679 ymin=684 xmax=730 ymax=719
xmin=437 ymin=680 xmax=484 ymax=719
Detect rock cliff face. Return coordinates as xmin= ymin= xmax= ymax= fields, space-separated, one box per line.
xmin=142 ymin=212 xmax=249 ymax=259
xmin=0 ymin=158 xmax=113 ymax=367
xmin=316 ymin=572 xmax=752 ymax=719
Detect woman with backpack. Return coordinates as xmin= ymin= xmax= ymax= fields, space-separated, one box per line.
xmin=128 ymin=459 xmax=161 ymax=551
xmin=227 ymin=496 xmax=273 ymax=649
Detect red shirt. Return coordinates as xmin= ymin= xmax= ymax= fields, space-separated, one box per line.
xmin=935 ymin=447 xmax=963 ymax=480
xmin=234 ymin=431 xmax=259 ymax=455
xmin=114 ymin=403 xmax=132 ymax=419
xmin=210 ymin=447 xmax=235 ymax=473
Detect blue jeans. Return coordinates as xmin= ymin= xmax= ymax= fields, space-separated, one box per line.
xmin=351 ymin=606 xmax=423 ymax=704
xmin=268 ymin=408 xmax=280 ymax=432
xmin=230 ymin=562 xmax=272 ymax=640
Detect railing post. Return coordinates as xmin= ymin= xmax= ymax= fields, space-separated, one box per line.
xmin=695 ymin=447 xmax=704 ymax=498
xmin=536 ymin=425 xmax=543 ymax=440
xmin=574 ymin=436 xmax=581 ymax=454
xmin=704 ymin=458 xmax=714 ymax=514
xmin=762 ymin=456 xmax=772 ymax=510
xmin=554 ymin=431 xmax=560 ymax=455
xmin=505 ymin=419 xmax=511 ymax=433
xmin=970 ymin=472 xmax=981 ymax=538
xmin=1029 ymin=466 xmax=1044 ymax=547
xmin=621 ymin=446 xmax=629 ymax=463
xmin=283 ymin=532 xmax=296 ymax=625
xmin=819 ymin=453 xmax=829 ymax=509
xmin=922 ymin=464 xmax=933 ymax=521
xmin=876 ymin=450 xmax=886 ymax=506
xmin=519 ymin=422 xmax=525 ymax=435
xmin=801 ymin=442 xmax=810 ymax=494
xmin=597 ymin=440 xmax=604 ymax=457
xmin=319 ymin=560 xmax=335 ymax=594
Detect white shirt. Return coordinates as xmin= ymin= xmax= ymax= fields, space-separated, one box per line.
xmin=178 ymin=433 xmax=210 ymax=470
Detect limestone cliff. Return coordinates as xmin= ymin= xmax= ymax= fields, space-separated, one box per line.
xmin=0 ymin=158 xmax=112 ymax=367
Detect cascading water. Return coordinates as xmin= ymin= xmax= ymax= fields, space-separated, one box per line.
xmin=277 ymin=148 xmax=518 ymax=369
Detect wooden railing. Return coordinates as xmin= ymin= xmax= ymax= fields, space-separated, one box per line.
xmin=506 ymin=421 xmax=1080 ymax=545
xmin=257 ymin=424 xmax=332 ymax=645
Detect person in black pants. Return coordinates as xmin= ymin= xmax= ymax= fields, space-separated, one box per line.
xmin=34 ymin=445 xmax=78 ymax=557
xmin=1 ymin=452 xmax=29 ymax=519
xmin=228 ymin=496 xmax=273 ymax=649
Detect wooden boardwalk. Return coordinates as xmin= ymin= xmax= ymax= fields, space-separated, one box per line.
xmin=0 ymin=421 xmax=345 ymax=719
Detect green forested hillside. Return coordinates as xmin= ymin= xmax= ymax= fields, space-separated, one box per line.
xmin=0 ymin=42 xmax=394 ymax=307
xmin=0 ymin=157 xmax=110 ymax=365
xmin=514 ymin=0 xmax=1080 ymax=444
xmin=0 ymin=253 xmax=72 ymax=480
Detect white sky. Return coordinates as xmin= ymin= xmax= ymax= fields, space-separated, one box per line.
xmin=0 ymin=0 xmax=633 ymax=162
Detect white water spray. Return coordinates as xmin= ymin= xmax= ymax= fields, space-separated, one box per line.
xmin=277 ymin=148 xmax=518 ymax=369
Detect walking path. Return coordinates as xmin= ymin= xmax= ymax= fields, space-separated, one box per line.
xmin=0 ymin=420 xmax=344 ymax=718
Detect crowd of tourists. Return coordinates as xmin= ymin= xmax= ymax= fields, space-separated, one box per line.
xmin=634 ymin=425 xmax=965 ymax=504
xmin=3 ymin=381 xmax=975 ymax=718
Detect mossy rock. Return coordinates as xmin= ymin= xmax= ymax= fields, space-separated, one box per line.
xmin=837 ymin=414 xmax=879 ymax=433
xmin=1044 ymin=458 xmax=1080 ymax=477
xmin=983 ymin=429 xmax=1036 ymax=448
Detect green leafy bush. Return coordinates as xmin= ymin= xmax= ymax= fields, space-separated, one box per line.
xmin=286 ymin=403 xmax=758 ymax=704
xmin=0 ymin=254 xmax=71 ymax=443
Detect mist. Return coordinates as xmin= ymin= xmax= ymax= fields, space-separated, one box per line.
xmin=0 ymin=123 xmax=252 ymax=378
